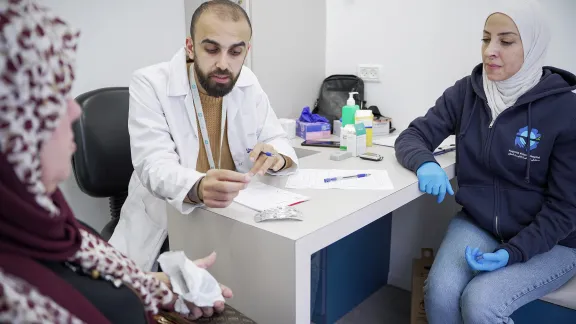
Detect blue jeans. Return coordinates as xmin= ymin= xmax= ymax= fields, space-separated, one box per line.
xmin=425 ymin=212 xmax=576 ymax=324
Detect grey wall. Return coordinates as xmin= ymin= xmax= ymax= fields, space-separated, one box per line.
xmin=44 ymin=0 xmax=186 ymax=231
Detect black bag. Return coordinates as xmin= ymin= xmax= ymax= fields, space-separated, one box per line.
xmin=313 ymin=75 xmax=364 ymax=128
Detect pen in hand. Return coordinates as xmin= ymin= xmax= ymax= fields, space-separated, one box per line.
xmin=324 ymin=173 xmax=371 ymax=183
xmin=246 ymin=148 xmax=275 ymax=157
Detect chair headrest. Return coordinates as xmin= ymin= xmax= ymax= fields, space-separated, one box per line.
xmin=72 ymin=87 xmax=132 ymax=197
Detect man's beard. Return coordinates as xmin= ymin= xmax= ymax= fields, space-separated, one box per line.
xmin=194 ymin=63 xmax=241 ymax=98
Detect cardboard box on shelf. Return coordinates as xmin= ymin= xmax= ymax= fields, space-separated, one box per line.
xmin=411 ymin=248 xmax=434 ymax=324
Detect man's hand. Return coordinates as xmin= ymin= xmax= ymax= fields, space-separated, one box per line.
xmin=248 ymin=142 xmax=285 ymax=176
xmin=153 ymin=252 xmax=233 ymax=320
xmin=199 ymin=170 xmax=251 ymax=208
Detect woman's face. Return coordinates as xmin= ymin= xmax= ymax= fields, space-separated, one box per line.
xmin=40 ymin=99 xmax=81 ymax=193
xmin=482 ymin=13 xmax=525 ymax=81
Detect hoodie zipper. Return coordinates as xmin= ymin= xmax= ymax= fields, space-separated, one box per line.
xmin=483 ymin=101 xmax=498 ymax=168
xmin=494 ymin=177 xmax=504 ymax=243
xmin=487 ymin=121 xmax=504 ymax=242
xmin=485 ymin=101 xmax=505 ymax=243
xmin=485 ymin=100 xmax=527 ymax=243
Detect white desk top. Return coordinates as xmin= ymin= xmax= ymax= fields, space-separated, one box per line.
xmin=197 ymin=135 xmax=457 ymax=242
xmin=172 ymin=135 xmax=576 ymax=313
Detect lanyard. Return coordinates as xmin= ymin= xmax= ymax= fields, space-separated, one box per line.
xmin=188 ymin=65 xmax=227 ymax=170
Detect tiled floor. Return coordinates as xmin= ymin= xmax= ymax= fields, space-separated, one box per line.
xmin=336 ymin=286 xmax=411 ymax=324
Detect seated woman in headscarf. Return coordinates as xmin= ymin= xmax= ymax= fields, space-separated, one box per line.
xmin=395 ymin=0 xmax=576 ymax=323
xmin=0 ymin=1 xmax=232 ymax=323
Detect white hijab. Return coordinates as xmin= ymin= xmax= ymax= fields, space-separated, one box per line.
xmin=483 ymin=0 xmax=551 ymax=120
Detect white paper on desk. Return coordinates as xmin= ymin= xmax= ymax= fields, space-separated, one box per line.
xmin=233 ymin=182 xmax=310 ymax=211
xmin=373 ymin=134 xmax=455 ymax=153
xmin=285 ymin=169 xmax=394 ymax=190
xmin=373 ymin=134 xmax=399 ymax=147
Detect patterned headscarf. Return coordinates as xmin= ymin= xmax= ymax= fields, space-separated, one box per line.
xmin=0 ymin=0 xmax=77 ymax=214
xmin=0 ymin=1 xmax=174 ymax=322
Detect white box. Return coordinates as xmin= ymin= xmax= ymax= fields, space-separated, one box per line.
xmin=279 ymin=118 xmax=296 ymax=139
xmin=345 ymin=124 xmax=366 ymax=157
xmin=373 ymin=117 xmax=391 ymax=136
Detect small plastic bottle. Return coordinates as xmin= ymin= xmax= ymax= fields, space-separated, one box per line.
xmin=355 ymin=110 xmax=373 ymax=146
xmin=340 ymin=92 xmax=359 ymax=150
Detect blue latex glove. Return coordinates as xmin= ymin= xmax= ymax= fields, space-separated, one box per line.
xmin=416 ymin=162 xmax=454 ymax=203
xmin=465 ymin=246 xmax=509 ymax=272
xmin=299 ymin=106 xmax=329 ymax=123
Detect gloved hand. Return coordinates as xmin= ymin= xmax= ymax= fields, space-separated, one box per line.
xmin=416 ymin=162 xmax=454 ymax=203
xmin=465 ymin=246 xmax=509 ymax=272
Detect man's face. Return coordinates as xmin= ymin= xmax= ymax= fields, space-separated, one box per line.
xmin=187 ymin=12 xmax=251 ymax=97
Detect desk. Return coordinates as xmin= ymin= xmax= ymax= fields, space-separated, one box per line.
xmin=167 ymin=136 xmax=456 ymax=324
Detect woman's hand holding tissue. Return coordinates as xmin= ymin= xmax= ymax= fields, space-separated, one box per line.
xmin=152 ymin=252 xmax=233 ymax=320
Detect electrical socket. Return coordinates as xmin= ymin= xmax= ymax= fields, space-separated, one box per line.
xmin=358 ymin=64 xmax=381 ymax=82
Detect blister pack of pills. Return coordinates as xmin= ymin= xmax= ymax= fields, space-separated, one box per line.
xmin=254 ymin=206 xmax=304 ymax=223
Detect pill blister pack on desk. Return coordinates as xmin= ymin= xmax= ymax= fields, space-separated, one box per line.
xmin=254 ymin=206 xmax=303 ymax=223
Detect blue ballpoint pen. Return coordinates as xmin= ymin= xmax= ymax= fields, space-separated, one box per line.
xmin=324 ymin=173 xmax=371 ymax=183
xmin=246 ymin=148 xmax=275 ymax=157
xmin=433 ymin=144 xmax=456 ymax=156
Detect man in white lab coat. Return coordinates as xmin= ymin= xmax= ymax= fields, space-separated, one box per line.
xmin=110 ymin=0 xmax=299 ymax=271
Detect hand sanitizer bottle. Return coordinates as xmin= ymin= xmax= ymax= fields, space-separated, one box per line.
xmin=340 ymin=92 xmax=359 ymax=150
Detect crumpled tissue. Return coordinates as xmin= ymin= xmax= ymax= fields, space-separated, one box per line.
xmin=157 ymin=251 xmax=224 ymax=314
xmin=299 ymin=106 xmax=329 ymax=123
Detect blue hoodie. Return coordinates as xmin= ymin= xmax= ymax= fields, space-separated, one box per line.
xmin=395 ymin=64 xmax=576 ymax=265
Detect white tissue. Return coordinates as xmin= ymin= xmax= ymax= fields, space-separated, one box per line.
xmin=278 ymin=118 xmax=296 ymax=139
xmin=174 ymin=297 xmax=190 ymax=314
xmin=157 ymin=251 xmax=224 ymax=310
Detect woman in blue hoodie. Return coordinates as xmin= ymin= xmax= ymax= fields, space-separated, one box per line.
xmin=395 ymin=1 xmax=576 ymax=323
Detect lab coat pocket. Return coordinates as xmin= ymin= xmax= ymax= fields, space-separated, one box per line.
xmin=141 ymin=190 xmax=169 ymax=230
xmin=111 ymin=187 xmax=167 ymax=270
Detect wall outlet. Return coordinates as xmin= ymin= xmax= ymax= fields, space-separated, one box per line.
xmin=358 ymin=64 xmax=381 ymax=82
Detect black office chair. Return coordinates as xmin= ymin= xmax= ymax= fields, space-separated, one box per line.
xmin=72 ymin=87 xmax=171 ymax=255
xmin=71 ymin=87 xmax=132 ymax=240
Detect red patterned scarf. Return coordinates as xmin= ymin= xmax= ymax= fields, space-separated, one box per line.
xmin=0 ymin=1 xmax=173 ymax=322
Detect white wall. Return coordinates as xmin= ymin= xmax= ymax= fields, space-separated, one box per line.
xmin=326 ymin=0 xmax=576 ymax=291
xmin=544 ymin=0 xmax=576 ymax=74
xmin=44 ymin=0 xmax=186 ymax=231
xmin=326 ymin=0 xmax=576 ymax=131
xmin=250 ymin=0 xmax=326 ymax=119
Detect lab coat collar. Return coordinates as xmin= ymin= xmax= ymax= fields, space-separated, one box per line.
xmin=166 ymin=48 xmax=256 ymax=97
xmin=167 ymin=48 xmax=189 ymax=97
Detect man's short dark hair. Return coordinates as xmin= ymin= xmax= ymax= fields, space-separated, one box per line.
xmin=190 ymin=0 xmax=252 ymax=41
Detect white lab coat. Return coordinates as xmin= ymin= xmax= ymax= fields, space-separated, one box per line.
xmin=109 ymin=48 xmax=299 ymax=270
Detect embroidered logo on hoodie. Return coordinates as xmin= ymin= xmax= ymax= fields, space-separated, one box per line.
xmin=515 ymin=126 xmax=542 ymax=151
xmin=509 ymin=126 xmax=542 ymax=162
